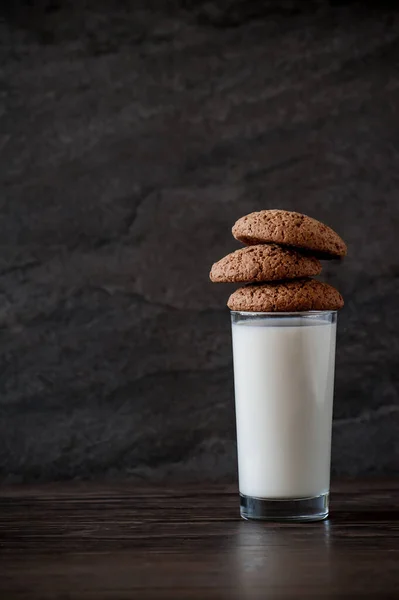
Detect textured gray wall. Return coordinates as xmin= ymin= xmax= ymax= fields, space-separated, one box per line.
xmin=1 ymin=1 xmax=398 ymax=482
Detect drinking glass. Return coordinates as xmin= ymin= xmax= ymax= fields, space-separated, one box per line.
xmin=231 ymin=310 xmax=337 ymax=521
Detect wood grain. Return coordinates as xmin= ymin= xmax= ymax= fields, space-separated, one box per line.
xmin=0 ymin=480 xmax=398 ymax=599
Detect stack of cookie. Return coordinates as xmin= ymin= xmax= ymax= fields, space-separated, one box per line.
xmin=209 ymin=210 xmax=346 ymax=312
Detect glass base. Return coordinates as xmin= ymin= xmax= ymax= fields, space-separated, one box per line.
xmin=240 ymin=492 xmax=329 ymax=522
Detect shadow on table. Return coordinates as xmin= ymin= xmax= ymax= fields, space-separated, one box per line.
xmin=230 ymin=520 xmax=332 ymax=598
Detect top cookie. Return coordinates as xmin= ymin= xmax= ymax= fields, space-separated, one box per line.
xmin=227 ymin=279 xmax=344 ymax=312
xmin=210 ymin=244 xmax=321 ymax=283
xmin=232 ymin=210 xmax=347 ymax=258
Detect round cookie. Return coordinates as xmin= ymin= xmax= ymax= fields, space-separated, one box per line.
xmin=210 ymin=244 xmax=322 ymax=283
xmin=227 ymin=279 xmax=344 ymax=312
xmin=232 ymin=210 xmax=347 ymax=258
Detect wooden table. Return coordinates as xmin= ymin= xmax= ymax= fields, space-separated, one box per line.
xmin=0 ymin=480 xmax=398 ymax=599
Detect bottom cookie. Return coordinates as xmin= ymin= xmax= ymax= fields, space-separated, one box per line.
xmin=227 ymin=279 xmax=344 ymax=312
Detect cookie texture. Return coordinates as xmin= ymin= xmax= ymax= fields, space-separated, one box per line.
xmin=227 ymin=279 xmax=344 ymax=312
xmin=232 ymin=210 xmax=347 ymax=258
xmin=210 ymin=244 xmax=322 ymax=283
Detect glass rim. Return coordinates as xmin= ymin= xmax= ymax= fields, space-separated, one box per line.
xmin=230 ymin=310 xmax=338 ymax=317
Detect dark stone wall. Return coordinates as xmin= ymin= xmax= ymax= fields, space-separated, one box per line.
xmin=1 ymin=1 xmax=398 ymax=482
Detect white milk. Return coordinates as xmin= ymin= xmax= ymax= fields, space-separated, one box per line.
xmin=232 ymin=316 xmax=336 ymax=499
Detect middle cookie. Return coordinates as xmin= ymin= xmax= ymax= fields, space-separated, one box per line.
xmin=210 ymin=244 xmax=322 ymax=283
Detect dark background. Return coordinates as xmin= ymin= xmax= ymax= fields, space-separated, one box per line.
xmin=1 ymin=0 xmax=398 ymax=483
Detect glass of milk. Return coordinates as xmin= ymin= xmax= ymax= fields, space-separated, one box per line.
xmin=231 ymin=310 xmax=337 ymax=521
